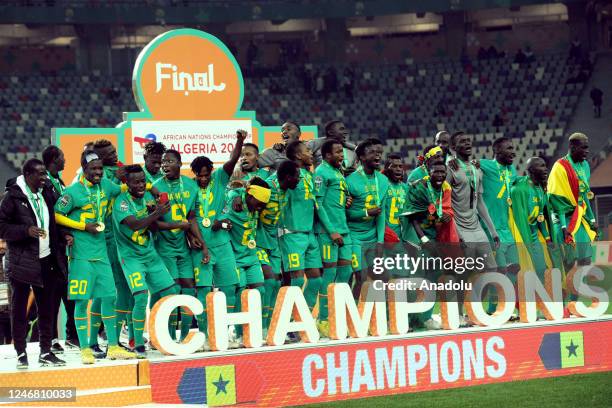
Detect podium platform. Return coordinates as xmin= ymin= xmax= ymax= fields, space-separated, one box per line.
xmin=1 ymin=316 xmax=610 ymax=407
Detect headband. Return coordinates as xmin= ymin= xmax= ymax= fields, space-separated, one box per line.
xmin=247 ymin=185 xmax=271 ymax=204
xmin=84 ymin=152 xmax=100 ymax=164
xmin=425 ymin=146 xmax=443 ymax=160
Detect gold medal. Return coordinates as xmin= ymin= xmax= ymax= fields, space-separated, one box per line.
xmin=537 ymin=214 xmax=545 ymax=223
xmin=247 ymin=239 xmax=257 ymax=249
xmin=506 ymin=197 xmax=512 ymax=206
xmin=202 ymin=218 xmax=211 ymax=228
xmin=96 ymin=222 xmax=105 ymax=232
xmin=587 ymin=191 xmax=594 ymax=200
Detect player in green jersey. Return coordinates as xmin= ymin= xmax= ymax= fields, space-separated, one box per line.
xmin=239 ymin=143 xmax=272 ymax=183
xmin=224 ymin=177 xmax=271 ymax=344
xmin=55 ymin=151 xmax=135 ymax=364
xmin=154 ymin=149 xmax=210 ymax=341
xmin=345 ymin=138 xmax=386 ymax=299
xmin=143 ymin=141 xmax=166 ymax=184
xmin=190 ymin=130 xmax=245 ymax=339
xmin=408 ymin=145 xmax=446 ymax=183
xmin=480 ymin=137 xmax=519 ymax=275
xmin=314 ymin=139 xmax=352 ymax=336
xmin=510 ymin=158 xmax=558 ymax=277
xmin=381 ymin=153 xmax=407 ymax=240
xmin=261 ymin=161 xmax=300 ymax=330
xmin=282 ymin=141 xmax=323 ymax=313
xmin=112 ymin=165 xmax=179 ymax=358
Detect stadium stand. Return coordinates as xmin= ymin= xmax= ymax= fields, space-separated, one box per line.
xmin=0 ymin=50 xmax=586 ymax=175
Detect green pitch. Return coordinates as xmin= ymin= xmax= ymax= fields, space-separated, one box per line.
xmin=303 ymin=371 xmax=612 ymax=408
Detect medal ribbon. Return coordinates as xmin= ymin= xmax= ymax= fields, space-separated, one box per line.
xmin=81 ymin=175 xmax=103 ymax=223
xmin=426 ymin=180 xmax=443 ymax=218
xmin=47 ymin=171 xmax=64 ymax=194
xmin=199 ymin=183 xmax=212 ymax=221
xmin=496 ymin=161 xmax=511 ymax=202
xmin=359 ymin=168 xmax=380 ymax=206
xmin=26 ymin=184 xmax=45 ymax=230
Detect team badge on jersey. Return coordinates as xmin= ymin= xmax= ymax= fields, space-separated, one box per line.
xmin=314 ymin=176 xmax=323 ymax=190
xmin=120 ymin=200 xmax=129 ymax=212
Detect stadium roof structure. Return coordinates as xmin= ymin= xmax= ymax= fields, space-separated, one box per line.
xmin=0 ymin=0 xmax=582 ymax=25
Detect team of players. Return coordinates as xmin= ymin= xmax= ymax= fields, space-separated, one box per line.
xmin=48 ymin=122 xmax=597 ymax=364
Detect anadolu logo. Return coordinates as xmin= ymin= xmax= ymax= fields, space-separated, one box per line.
xmin=134 ymin=133 xmax=157 ymax=148
xmin=132 ymin=28 xmax=243 ymax=120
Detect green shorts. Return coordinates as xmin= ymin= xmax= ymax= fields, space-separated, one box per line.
xmin=109 ymin=243 xmax=133 ymax=309
xmin=237 ymin=263 xmax=264 ymax=287
xmin=193 ymin=242 xmax=239 ymax=287
xmin=67 ymin=258 xmax=115 ymax=300
xmin=280 ymin=231 xmax=323 ymax=272
xmin=553 ymin=222 xmax=594 ymax=264
xmin=159 ymin=252 xmax=194 ymax=280
xmin=494 ymin=228 xmax=519 ymax=268
xmin=318 ymin=233 xmax=352 ymax=264
xmin=350 ymin=238 xmax=377 ymax=271
xmin=119 ymin=253 xmax=176 ymax=294
xmin=256 ymin=246 xmax=282 ymax=275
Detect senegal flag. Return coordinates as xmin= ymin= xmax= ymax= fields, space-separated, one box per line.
xmin=403 ymin=178 xmax=458 ymax=243
xmin=547 ymin=158 xmax=596 ymax=241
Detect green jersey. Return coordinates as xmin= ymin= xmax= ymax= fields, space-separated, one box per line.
xmin=194 ymin=168 xmax=231 ymax=249
xmin=510 ymin=176 xmax=551 ymax=242
xmin=143 ymin=167 xmax=164 ymax=185
xmin=55 ymin=177 xmax=122 ymax=261
xmin=241 ymin=168 xmax=271 ymax=182
xmin=112 ymin=191 xmax=157 ymax=258
xmin=102 ymin=165 xmax=122 ymax=246
xmin=480 ymin=159 xmax=517 ymax=233
xmin=223 ymin=189 xmax=258 ymax=266
xmin=380 ymin=176 xmax=408 ymax=237
xmin=314 ymin=161 xmax=349 ymax=235
xmin=280 ymin=168 xmax=316 ymax=232
xmin=407 ymin=165 xmax=427 ymax=183
xmin=257 ymin=174 xmax=281 ymax=250
xmin=346 ymin=169 xmax=386 ymax=242
xmin=152 ymin=175 xmax=199 ymax=256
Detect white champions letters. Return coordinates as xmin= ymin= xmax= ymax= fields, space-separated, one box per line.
xmin=155 ymin=62 xmax=226 ymax=95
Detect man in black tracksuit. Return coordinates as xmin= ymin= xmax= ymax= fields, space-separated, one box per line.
xmin=0 ymin=158 xmax=68 ymax=368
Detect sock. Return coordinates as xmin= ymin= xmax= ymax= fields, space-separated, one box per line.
xmin=115 ymin=288 xmax=133 ymax=342
xmin=290 ymin=276 xmax=305 ymax=289
xmin=196 ymin=287 xmax=212 ymax=336
xmin=303 ymin=277 xmax=322 ymax=312
xmin=269 ymin=279 xmax=281 ymax=318
xmin=319 ymin=267 xmax=337 ymax=321
xmin=74 ymin=300 xmax=89 ymax=349
xmin=100 ymin=297 xmax=118 ymax=346
xmin=149 ymin=292 xmax=161 ymax=312
xmin=336 ymin=264 xmax=353 ymax=284
xmin=132 ymin=293 xmax=148 ymax=348
xmin=180 ymin=288 xmax=196 ymax=341
xmin=235 ymin=286 xmax=244 ymax=337
xmin=263 ymin=279 xmax=277 ymax=329
xmin=89 ymin=298 xmax=102 ymax=347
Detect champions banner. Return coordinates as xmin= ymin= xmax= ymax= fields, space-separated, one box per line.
xmin=149 ymin=318 xmax=612 ymax=406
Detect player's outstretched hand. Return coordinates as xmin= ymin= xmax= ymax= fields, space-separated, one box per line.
xmin=232 ymin=196 xmax=243 ymax=212
xmin=493 ymin=235 xmax=500 ymax=249
xmin=448 ymin=158 xmax=459 ymax=171
xmin=154 ymin=201 xmax=171 ymax=216
xmin=64 ymin=234 xmax=74 ymax=246
xmin=330 ymin=232 xmax=344 ymax=247
xmin=236 ymin=129 xmax=248 ymax=142
xmin=27 ymin=226 xmax=45 ymax=238
xmin=345 ymin=196 xmax=353 ymax=209
xmin=367 ymin=207 xmax=382 ymax=217
xmin=84 ymin=223 xmax=100 ymax=235
xmin=273 ymin=143 xmax=285 ymax=152
xmin=212 ymin=219 xmax=233 ymax=232
xmin=201 ymin=247 xmax=210 ymax=264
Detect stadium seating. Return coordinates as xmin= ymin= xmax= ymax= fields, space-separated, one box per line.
xmin=0 ymin=51 xmax=586 ymax=175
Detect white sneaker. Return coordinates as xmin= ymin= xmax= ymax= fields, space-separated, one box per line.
xmin=459 ymin=315 xmax=474 ymax=327
xmin=229 ymin=336 xmax=243 ymax=349
xmin=424 ymin=318 xmax=442 ymax=330
xmin=198 ymin=340 xmax=210 ymax=352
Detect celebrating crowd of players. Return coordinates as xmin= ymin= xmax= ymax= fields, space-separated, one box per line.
xmin=0 ymin=120 xmax=598 ymax=368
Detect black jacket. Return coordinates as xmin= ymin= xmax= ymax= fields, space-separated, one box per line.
xmin=0 ymin=181 xmax=67 ymax=287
